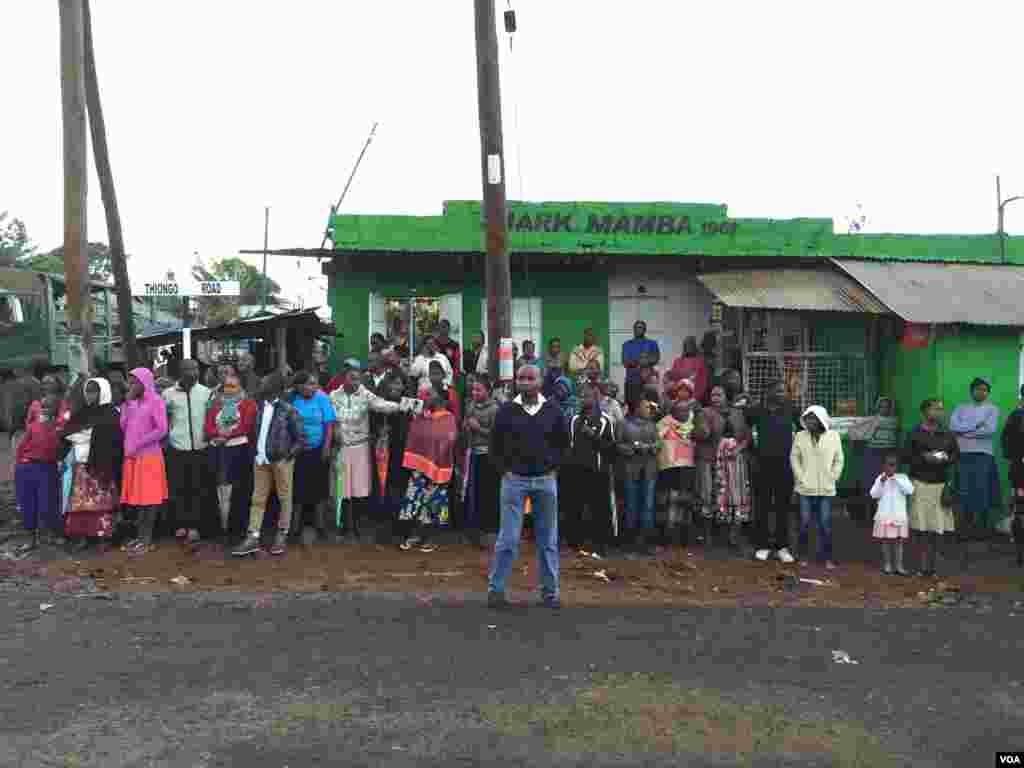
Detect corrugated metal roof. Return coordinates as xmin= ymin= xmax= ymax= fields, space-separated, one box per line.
xmin=696 ymin=268 xmax=891 ymax=314
xmin=833 ymin=260 xmax=1024 ymax=326
xmin=137 ymin=308 xmax=332 ymax=345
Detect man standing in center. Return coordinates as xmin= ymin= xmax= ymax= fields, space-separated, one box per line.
xmin=487 ymin=364 xmax=570 ymax=610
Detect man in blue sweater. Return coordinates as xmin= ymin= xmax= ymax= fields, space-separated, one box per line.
xmin=488 ymin=364 xmax=570 ymax=609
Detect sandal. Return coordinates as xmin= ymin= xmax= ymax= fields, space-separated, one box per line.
xmin=126 ymin=540 xmax=152 ymax=556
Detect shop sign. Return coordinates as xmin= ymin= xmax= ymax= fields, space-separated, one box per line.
xmin=901 ymin=323 xmax=931 ymax=349
xmin=506 ymin=211 xmax=738 ymax=236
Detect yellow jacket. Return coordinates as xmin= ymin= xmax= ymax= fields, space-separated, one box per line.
xmin=790 ymin=406 xmax=845 ymax=497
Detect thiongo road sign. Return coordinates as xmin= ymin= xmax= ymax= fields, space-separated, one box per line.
xmin=142 ymin=280 xmax=241 ymax=297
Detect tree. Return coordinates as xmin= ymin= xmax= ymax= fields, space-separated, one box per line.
xmin=18 ymin=242 xmax=121 ymax=282
xmin=0 ymin=212 xmax=35 ymax=266
xmin=191 ymin=257 xmax=283 ymax=325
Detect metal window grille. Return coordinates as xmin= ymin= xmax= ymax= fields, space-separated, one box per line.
xmin=742 ymin=310 xmax=874 ymax=415
xmin=744 ymin=352 xmax=869 ymax=416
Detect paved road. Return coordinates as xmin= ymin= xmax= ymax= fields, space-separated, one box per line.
xmin=1 ymin=577 xmax=1023 ymax=768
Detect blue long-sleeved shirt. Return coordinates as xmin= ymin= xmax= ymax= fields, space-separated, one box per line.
xmin=949 ymin=402 xmax=1000 ymax=455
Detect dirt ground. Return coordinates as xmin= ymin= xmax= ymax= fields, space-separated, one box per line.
xmin=41 ymin=538 xmax=1024 ymax=609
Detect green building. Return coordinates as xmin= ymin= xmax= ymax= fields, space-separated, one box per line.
xmin=320 ymin=200 xmax=1024 ymax=508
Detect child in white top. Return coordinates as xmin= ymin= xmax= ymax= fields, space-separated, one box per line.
xmin=870 ymin=452 xmax=914 ymax=575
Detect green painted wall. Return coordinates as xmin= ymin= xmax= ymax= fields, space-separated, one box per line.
xmin=329 ymin=268 xmax=608 ymax=366
xmin=327 ymin=200 xmax=1024 ymax=264
xmin=882 ymin=327 xmax=1020 ymax=525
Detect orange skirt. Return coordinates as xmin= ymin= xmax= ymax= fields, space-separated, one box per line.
xmin=121 ymin=452 xmax=169 ymax=506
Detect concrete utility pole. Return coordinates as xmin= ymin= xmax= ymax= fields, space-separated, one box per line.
xmin=474 ymin=0 xmax=512 ymax=382
xmin=59 ymin=0 xmax=95 ymax=382
xmin=83 ymin=0 xmax=137 ymax=367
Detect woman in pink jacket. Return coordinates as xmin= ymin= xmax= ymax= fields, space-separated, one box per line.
xmin=120 ymin=367 xmax=169 ymax=554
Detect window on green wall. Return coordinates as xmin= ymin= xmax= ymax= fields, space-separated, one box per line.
xmin=481 ymin=298 xmax=542 ymax=358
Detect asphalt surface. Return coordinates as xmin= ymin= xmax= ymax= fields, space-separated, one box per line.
xmin=1 ymin=572 xmax=1023 ymax=768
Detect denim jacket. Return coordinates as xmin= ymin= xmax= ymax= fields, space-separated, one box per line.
xmin=251 ymin=399 xmax=307 ymax=463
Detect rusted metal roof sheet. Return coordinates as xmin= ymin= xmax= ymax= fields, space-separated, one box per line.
xmin=697 ymin=268 xmax=891 ymax=314
xmin=832 ymin=260 xmax=1024 ymax=326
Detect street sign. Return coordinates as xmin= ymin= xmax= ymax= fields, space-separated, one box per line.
xmin=142 ymin=280 xmax=241 ymax=297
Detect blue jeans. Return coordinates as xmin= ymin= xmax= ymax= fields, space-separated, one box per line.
xmin=488 ymin=473 xmax=560 ymax=600
xmin=798 ymin=495 xmax=833 ymax=562
xmin=623 ymin=477 xmax=657 ymax=530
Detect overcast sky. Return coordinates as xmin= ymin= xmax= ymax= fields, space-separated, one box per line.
xmin=3 ymin=1 xmax=1023 ymax=309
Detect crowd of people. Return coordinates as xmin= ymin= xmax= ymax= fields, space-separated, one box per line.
xmin=7 ymin=320 xmax=1024 ymax=606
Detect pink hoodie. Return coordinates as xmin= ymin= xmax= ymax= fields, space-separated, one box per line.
xmin=120 ymin=367 xmax=168 ymax=458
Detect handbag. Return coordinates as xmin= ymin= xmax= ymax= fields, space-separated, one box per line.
xmin=940 ymin=481 xmax=956 ymax=509
xmin=940 ymin=461 xmax=958 ymax=509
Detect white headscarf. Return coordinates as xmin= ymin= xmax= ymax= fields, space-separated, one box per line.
xmin=87 ymin=376 xmax=113 ymax=406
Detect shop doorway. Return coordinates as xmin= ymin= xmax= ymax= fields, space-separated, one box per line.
xmin=369 ymin=293 xmax=462 ymax=360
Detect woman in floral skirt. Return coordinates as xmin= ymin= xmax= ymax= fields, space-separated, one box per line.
xmin=399 ymin=384 xmax=457 ymax=552
xmin=62 ymin=377 xmax=124 ymax=552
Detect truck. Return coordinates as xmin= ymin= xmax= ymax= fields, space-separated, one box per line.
xmin=0 ymin=266 xmax=178 ymax=431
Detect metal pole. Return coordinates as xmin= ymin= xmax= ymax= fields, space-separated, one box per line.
xmin=261 ymin=206 xmax=269 ymax=311
xmin=998 ymin=175 xmax=1005 ymax=264
xmin=320 ymin=122 xmax=378 ymax=250
xmin=474 ymin=0 xmax=511 ymax=383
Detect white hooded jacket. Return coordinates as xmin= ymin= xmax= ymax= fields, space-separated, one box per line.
xmin=790 ymin=405 xmax=845 ymax=497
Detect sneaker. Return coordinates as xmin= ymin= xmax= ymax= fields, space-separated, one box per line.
xmin=487 ymin=591 xmax=508 ymax=610
xmin=232 ymin=534 xmax=261 ymax=557
xmin=777 ymin=548 xmax=796 ymax=564
xmin=400 ymin=537 xmax=421 ymax=551
xmin=543 ymin=596 xmax=562 ymax=611
xmin=419 ymin=543 xmax=437 ymax=554
xmin=754 ymin=549 xmax=772 ymax=561
xmin=269 ymin=530 xmax=288 ymax=556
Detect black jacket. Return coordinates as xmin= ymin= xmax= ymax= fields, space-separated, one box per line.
xmin=1002 ymin=407 xmax=1024 ymax=462
xmin=567 ymin=411 xmax=617 ymax=474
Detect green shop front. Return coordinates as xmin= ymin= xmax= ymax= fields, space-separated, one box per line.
xmin=322 ymin=200 xmax=1024 ymax=506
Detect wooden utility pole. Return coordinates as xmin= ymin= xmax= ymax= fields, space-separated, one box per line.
xmin=83 ymin=0 xmax=137 ymax=367
xmin=59 ymin=0 xmax=94 ymax=382
xmin=474 ymin=0 xmax=512 ymax=382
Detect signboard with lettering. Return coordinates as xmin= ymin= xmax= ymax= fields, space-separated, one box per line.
xmin=143 ymin=280 xmax=241 ymax=297
xmin=505 ymin=210 xmax=739 ymax=236
xmin=328 ymin=201 xmax=824 ymax=258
